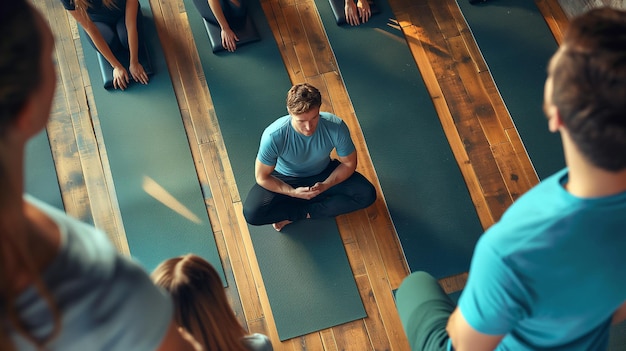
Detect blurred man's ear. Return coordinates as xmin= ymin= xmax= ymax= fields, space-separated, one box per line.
xmin=547 ymin=106 xmax=563 ymax=133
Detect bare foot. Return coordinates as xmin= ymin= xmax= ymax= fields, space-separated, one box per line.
xmin=272 ymin=220 xmax=293 ymax=231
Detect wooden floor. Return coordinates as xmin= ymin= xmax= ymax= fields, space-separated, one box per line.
xmin=31 ymin=0 xmax=572 ymax=349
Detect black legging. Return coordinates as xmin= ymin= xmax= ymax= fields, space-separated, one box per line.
xmin=192 ymin=0 xmax=247 ymax=28
xmin=86 ymin=8 xmax=145 ymax=57
xmin=243 ymin=160 xmax=377 ymax=225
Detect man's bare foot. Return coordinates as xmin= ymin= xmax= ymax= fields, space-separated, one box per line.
xmin=272 ymin=220 xmax=293 ymax=231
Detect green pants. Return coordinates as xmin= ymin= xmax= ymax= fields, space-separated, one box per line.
xmin=396 ymin=271 xmax=455 ymax=351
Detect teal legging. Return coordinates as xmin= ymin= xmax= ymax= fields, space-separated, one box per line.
xmin=396 ymin=271 xmax=455 ymax=351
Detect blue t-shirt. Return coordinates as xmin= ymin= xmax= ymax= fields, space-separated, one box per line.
xmin=458 ymin=168 xmax=626 ymax=350
xmin=256 ymin=112 xmax=355 ymax=177
xmin=11 ymin=196 xmax=173 ymax=351
xmin=60 ymin=0 xmax=126 ymax=23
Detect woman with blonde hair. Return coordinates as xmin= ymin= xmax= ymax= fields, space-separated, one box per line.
xmin=61 ymin=0 xmax=149 ymax=90
xmin=1 ymin=1 xmax=200 ymax=350
xmin=152 ymin=254 xmax=273 ymax=351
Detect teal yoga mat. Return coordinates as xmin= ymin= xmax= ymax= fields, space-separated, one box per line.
xmin=315 ymin=0 xmax=483 ymax=278
xmin=456 ymin=0 xmax=563 ymax=179
xmin=25 ymin=130 xmax=64 ymax=211
xmin=79 ymin=2 xmax=224 ymax=281
xmin=183 ymin=0 xmax=366 ymax=340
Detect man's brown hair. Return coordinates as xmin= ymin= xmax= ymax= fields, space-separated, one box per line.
xmin=286 ymin=83 xmax=322 ymax=115
xmin=551 ymin=7 xmax=626 ymax=171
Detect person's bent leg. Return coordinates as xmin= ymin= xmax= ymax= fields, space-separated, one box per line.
xmin=396 ymin=271 xmax=454 ymax=351
xmin=224 ymin=0 xmax=246 ymax=24
xmin=225 ymin=0 xmax=246 ymax=16
xmin=89 ymin=22 xmax=120 ymax=51
xmin=192 ymin=0 xmax=220 ymax=25
xmin=242 ymin=183 xmax=308 ymax=225
xmin=306 ymin=171 xmax=376 ymax=219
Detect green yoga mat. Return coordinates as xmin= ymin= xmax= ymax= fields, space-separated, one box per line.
xmin=79 ymin=2 xmax=224 ymax=281
xmin=25 ymin=129 xmax=64 ymax=211
xmin=183 ymin=0 xmax=366 ymax=340
xmin=456 ymin=0 xmax=563 ymax=180
xmin=316 ymin=0 xmax=483 ymax=279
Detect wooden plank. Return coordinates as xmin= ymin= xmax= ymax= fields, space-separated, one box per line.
xmin=332 ymin=320 xmax=373 ymax=351
xmin=366 ymin=199 xmax=408 ymax=289
xmin=357 ymin=275 xmax=393 ymax=351
xmin=536 ymin=0 xmax=570 ymax=44
xmin=320 ymin=329 xmax=339 ymax=351
xmin=322 ymin=72 xmax=354 ymax=123
xmin=447 ymin=0 xmax=488 ymax=73
xmin=298 ymin=0 xmax=335 ymax=75
xmin=477 ymin=71 xmax=514 ymax=130
xmin=439 ymin=272 xmax=468 ymax=294
xmin=413 ymin=4 xmax=514 ymax=222
xmin=347 ymin=210 xmax=411 ymax=351
xmin=291 ymin=333 xmax=325 ymax=351
xmin=278 ymin=0 xmax=296 ymax=8
xmin=429 ymin=0 xmax=460 ymax=40
xmin=429 ymin=94 xmax=495 ymax=228
xmin=505 ymin=128 xmax=540 ymax=188
xmin=282 ymin=4 xmax=319 ymax=78
xmin=266 ymin=0 xmax=306 ymax=82
xmin=387 ymin=0 xmax=413 ymax=26
xmin=491 ymin=142 xmax=534 ymax=203
xmin=447 ymin=35 xmax=508 ymax=146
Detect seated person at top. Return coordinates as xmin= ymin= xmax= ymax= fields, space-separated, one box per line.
xmin=345 ymin=0 xmax=371 ymax=26
xmin=192 ymin=0 xmax=246 ymax=52
xmin=243 ymin=83 xmax=376 ymax=231
xmin=152 ymin=254 xmax=274 ymax=351
xmin=61 ymin=0 xmax=149 ymax=90
xmin=395 ymin=7 xmax=626 ymax=351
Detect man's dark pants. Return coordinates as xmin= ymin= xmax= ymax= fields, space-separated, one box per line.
xmin=243 ymin=160 xmax=376 ymax=225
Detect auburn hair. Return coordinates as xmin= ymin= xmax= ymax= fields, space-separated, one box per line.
xmin=152 ymin=255 xmax=250 ymax=351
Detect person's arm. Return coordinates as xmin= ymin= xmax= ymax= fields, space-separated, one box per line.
xmin=310 ymin=151 xmax=357 ymax=193
xmin=207 ymin=0 xmax=239 ymax=52
xmin=255 ymin=159 xmax=319 ymax=200
xmin=446 ymin=307 xmax=503 ymax=351
xmin=67 ymin=9 xmax=130 ymax=90
xmin=155 ymin=320 xmax=203 ymax=351
xmin=613 ymin=301 xmax=626 ymax=325
xmin=124 ymin=0 xmax=148 ymax=84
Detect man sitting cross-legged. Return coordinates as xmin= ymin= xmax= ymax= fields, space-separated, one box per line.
xmin=243 ymin=83 xmax=376 ymax=231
